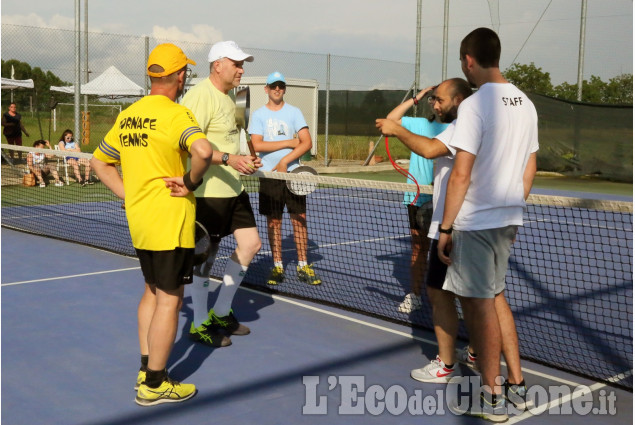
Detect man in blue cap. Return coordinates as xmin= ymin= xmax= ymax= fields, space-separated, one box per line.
xmin=249 ymin=71 xmax=321 ymax=286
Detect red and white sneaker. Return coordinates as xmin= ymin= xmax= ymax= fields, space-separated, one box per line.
xmin=411 ymin=355 xmax=456 ymax=383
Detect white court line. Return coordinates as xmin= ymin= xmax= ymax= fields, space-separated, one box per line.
xmin=1 ymin=267 xmax=140 ymax=287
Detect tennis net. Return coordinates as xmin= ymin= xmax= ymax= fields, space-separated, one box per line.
xmin=1 ymin=144 xmax=632 ymax=388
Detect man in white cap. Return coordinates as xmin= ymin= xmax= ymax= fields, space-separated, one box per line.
xmin=181 ymin=41 xmax=262 ymax=348
xmin=249 ymin=71 xmax=321 ymax=286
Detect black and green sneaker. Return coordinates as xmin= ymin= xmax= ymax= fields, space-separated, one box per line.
xmin=208 ymin=309 xmax=250 ymax=336
xmin=189 ymin=321 xmax=232 ymax=347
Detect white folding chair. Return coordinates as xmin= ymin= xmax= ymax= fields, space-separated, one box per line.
xmin=54 ymin=145 xmax=71 ymax=185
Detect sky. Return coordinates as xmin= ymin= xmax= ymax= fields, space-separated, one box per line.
xmin=1 ymin=0 xmax=633 ymax=88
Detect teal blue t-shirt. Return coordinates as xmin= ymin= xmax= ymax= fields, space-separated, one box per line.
xmin=401 ymin=117 xmax=449 ymax=206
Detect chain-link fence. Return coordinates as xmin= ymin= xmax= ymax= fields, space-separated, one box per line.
xmin=2 ymin=24 xmax=632 ymax=181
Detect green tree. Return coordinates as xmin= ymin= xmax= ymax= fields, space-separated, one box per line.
xmin=552 ymin=81 xmax=578 ymax=100
xmin=552 ymin=74 xmax=634 ymax=104
xmin=503 ymin=62 xmax=554 ymax=96
xmin=605 ymin=73 xmax=633 ymax=104
xmin=1 ymin=59 xmax=66 ymax=113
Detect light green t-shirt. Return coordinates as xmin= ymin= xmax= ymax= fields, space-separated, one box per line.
xmin=181 ymin=78 xmax=243 ymax=197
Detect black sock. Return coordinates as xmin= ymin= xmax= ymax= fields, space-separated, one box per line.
xmin=140 ymin=355 xmax=149 ymax=371
xmin=446 ymin=363 xmax=455 ymax=369
xmin=145 ymin=368 xmax=167 ymax=388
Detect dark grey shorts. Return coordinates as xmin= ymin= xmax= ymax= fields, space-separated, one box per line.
xmin=442 ymin=225 xmax=518 ymax=298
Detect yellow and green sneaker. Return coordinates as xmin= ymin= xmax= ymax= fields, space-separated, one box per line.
xmin=135 ymin=377 xmax=196 ymax=406
xmin=297 ymin=264 xmax=322 ymax=285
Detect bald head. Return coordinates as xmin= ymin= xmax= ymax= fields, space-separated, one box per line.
xmin=431 ymin=78 xmax=472 ymax=123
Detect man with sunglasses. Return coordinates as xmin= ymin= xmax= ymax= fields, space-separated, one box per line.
xmin=249 ymin=72 xmax=321 ymax=286
xmin=91 ymin=43 xmax=213 ymax=405
xmin=181 ymin=41 xmax=262 ymax=348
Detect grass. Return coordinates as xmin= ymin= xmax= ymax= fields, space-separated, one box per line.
xmin=325 ymin=170 xmax=633 ymax=197
xmin=1 ymin=181 xmax=118 ymax=207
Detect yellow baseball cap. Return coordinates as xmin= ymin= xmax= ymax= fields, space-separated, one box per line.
xmin=147 ymin=43 xmax=196 ymax=77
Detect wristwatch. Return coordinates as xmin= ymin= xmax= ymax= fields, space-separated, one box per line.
xmin=438 ymin=226 xmax=453 ymax=234
xmin=221 ymin=152 xmax=229 ymax=166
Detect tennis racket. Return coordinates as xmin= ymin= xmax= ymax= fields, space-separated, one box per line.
xmin=235 ymin=86 xmax=257 ymax=158
xmin=385 ymin=136 xmax=420 ymax=205
xmin=193 ymin=221 xmax=211 ymax=266
xmin=287 ymin=165 xmax=318 ymax=196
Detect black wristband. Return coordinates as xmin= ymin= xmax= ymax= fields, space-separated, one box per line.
xmin=438 ymin=226 xmax=453 ymax=234
xmin=183 ymin=171 xmax=203 ymax=192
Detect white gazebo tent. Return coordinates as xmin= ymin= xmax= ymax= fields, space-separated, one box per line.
xmin=50 ymin=65 xmax=144 ymax=98
xmin=1 ymin=78 xmax=35 ymax=90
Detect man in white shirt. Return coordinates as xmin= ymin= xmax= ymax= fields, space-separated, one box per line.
xmin=437 ymin=27 xmax=538 ymax=422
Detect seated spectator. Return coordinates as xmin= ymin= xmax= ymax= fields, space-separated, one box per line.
xmin=27 ymin=140 xmax=64 ymax=187
xmin=57 ymin=129 xmax=94 ymax=185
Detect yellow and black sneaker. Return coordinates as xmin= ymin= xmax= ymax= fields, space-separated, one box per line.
xmin=208 ymin=309 xmax=250 ymax=336
xmin=267 ymin=265 xmax=285 ymax=285
xmin=135 ymin=376 xmax=196 ymax=406
xmin=188 ymin=321 xmax=232 ymax=347
xmin=297 ymin=264 xmax=322 ymax=285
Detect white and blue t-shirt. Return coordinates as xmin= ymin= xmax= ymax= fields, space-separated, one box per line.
xmin=248 ymin=103 xmax=308 ymax=171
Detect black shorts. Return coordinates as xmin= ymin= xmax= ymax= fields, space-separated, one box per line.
xmin=196 ymin=191 xmax=257 ymax=241
xmin=407 ymin=202 xmax=433 ymax=231
xmin=136 ymin=247 xmax=194 ymax=291
xmin=259 ymin=178 xmax=306 ymax=217
xmin=425 ymin=239 xmax=448 ymax=290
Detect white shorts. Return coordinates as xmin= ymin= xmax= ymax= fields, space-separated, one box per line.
xmin=442 ymin=225 xmax=518 ymax=298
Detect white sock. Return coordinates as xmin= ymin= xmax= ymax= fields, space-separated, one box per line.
xmin=213 ymin=259 xmax=247 ymax=317
xmin=190 ymin=275 xmax=211 ymax=328
xmin=274 ymin=261 xmax=283 ymax=268
xmin=298 ymin=260 xmax=307 ymax=268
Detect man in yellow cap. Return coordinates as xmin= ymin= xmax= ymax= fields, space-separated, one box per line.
xmin=91 ymin=43 xmax=215 ymax=406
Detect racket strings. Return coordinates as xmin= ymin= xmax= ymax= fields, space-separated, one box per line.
xmin=384 ymin=136 xmax=420 ymax=205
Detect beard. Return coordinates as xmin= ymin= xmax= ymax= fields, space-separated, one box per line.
xmin=438 ymin=109 xmax=457 ymax=123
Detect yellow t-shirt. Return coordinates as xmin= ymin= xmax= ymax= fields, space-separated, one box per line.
xmin=181 ymin=78 xmax=243 ymax=197
xmin=93 ymin=95 xmax=206 ymax=250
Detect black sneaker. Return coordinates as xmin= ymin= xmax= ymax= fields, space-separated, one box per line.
xmin=188 ymin=322 xmax=232 ymax=347
xmin=505 ymin=380 xmax=530 ymax=411
xmin=208 ymin=309 xmax=250 ymax=335
xmin=449 ymin=391 xmax=509 ymax=423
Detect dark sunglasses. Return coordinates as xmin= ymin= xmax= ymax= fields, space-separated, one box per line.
xmin=268 ymin=82 xmax=286 ymax=90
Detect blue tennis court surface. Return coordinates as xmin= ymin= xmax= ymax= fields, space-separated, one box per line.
xmin=2 ymin=183 xmax=632 ymax=389
xmin=2 ymin=228 xmax=632 ymax=424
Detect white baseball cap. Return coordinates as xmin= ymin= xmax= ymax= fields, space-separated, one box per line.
xmin=208 ymin=41 xmax=254 ymax=63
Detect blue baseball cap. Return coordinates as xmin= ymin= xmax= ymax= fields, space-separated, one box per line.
xmin=266 ymin=71 xmax=286 ymax=85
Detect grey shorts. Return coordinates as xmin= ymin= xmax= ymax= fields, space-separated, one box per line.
xmin=442 ymin=225 xmax=518 ymax=298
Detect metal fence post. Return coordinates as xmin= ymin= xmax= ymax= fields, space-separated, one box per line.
xmin=324 ymin=53 xmax=330 ymax=167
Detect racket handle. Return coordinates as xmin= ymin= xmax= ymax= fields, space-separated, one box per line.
xmin=247 ymin=140 xmax=256 ymax=157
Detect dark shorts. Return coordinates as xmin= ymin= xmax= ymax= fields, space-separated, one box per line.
xmin=407 ymin=202 xmax=433 ymax=232
xmin=5 ymin=136 xmax=22 ymax=146
xmin=425 ymin=239 xmax=448 ymax=290
xmin=196 ymin=190 xmax=257 ymax=241
xmin=259 ymin=178 xmax=306 ymax=217
xmin=136 ymin=247 xmax=194 ymax=291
